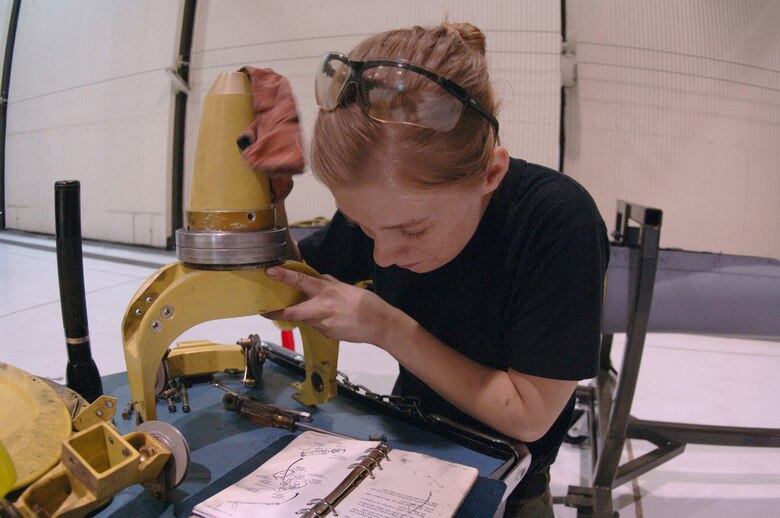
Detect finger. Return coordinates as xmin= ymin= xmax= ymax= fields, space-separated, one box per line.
xmin=266 ymin=266 xmax=323 ymax=296
xmin=263 ymin=298 xmax=322 ymax=324
xmin=261 ymin=309 xmax=286 ymax=321
xmin=269 ymin=176 xmax=293 ymax=202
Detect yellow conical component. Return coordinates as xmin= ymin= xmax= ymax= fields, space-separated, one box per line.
xmin=0 ymin=440 xmax=15 ymax=498
xmin=188 ymin=71 xmax=275 ymax=231
xmin=0 ymin=362 xmax=71 ymax=492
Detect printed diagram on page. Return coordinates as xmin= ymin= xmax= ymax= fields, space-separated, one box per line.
xmin=193 ymin=431 xmax=478 ymax=518
xmin=200 ymin=443 xmax=350 ymax=513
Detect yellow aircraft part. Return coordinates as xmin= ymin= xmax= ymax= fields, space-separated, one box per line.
xmin=188 ymin=71 xmax=275 ymax=232
xmin=0 ymin=441 xmax=14 ymax=499
xmin=122 ymin=260 xmax=339 ymax=422
xmin=71 ymin=395 xmax=118 ymax=432
xmin=0 ymin=362 xmax=72 ymax=492
xmin=13 ymin=422 xmax=171 ymax=517
xmin=165 ymin=340 xmax=246 ymax=379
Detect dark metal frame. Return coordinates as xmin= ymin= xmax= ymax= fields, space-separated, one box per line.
xmin=168 ymin=0 xmax=197 ymax=249
xmin=565 ymin=200 xmax=780 ymax=517
xmin=0 ymin=0 xmax=22 ymax=230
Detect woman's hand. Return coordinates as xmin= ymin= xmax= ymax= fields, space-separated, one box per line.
xmin=264 ymin=268 xmax=576 ymax=442
xmin=264 ymin=267 xmax=402 ymax=345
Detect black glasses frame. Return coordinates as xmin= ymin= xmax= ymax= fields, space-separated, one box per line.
xmin=321 ymin=52 xmax=500 ymax=136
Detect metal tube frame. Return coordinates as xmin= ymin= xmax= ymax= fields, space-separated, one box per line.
xmin=565 ymin=200 xmax=780 ymax=517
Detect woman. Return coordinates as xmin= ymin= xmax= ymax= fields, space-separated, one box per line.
xmin=265 ymin=23 xmax=609 ymax=517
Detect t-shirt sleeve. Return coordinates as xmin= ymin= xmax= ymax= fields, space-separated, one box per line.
xmin=297 ymin=211 xmax=375 ymax=285
xmin=506 ymin=209 xmax=609 ymax=381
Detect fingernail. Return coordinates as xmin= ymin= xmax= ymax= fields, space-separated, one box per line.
xmin=266 ymin=267 xmax=279 ymax=278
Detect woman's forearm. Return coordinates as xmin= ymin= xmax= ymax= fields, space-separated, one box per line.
xmin=375 ymin=310 xmax=552 ymax=442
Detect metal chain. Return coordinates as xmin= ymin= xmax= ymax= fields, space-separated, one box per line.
xmin=336 ymin=370 xmax=427 ymax=420
xmin=255 ymin=338 xmax=428 ymax=421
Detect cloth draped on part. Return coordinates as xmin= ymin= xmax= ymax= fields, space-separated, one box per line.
xmin=237 ymin=66 xmax=305 ymax=202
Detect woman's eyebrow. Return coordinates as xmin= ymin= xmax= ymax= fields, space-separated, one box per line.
xmin=378 ymin=219 xmax=427 ymax=230
xmin=339 ymin=209 xmax=426 ymax=231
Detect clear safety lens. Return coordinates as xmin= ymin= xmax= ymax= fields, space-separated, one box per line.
xmin=315 ymin=54 xmax=351 ymax=110
xmin=360 ymin=66 xmax=464 ymax=132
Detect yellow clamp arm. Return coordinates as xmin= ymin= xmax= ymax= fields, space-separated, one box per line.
xmin=121 ymin=260 xmax=339 ymax=422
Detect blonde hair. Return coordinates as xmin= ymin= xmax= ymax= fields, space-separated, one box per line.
xmin=310 ymin=23 xmax=499 ymax=190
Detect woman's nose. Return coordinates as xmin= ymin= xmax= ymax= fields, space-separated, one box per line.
xmin=372 ymin=238 xmax=402 ymax=268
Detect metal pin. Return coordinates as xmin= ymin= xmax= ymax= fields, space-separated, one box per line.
xmin=167 ymin=397 xmax=176 ymax=413
xmin=181 ymin=385 xmax=190 ymax=413
xmin=157 ymin=387 xmax=176 ymax=401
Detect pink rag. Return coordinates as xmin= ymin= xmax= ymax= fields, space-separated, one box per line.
xmin=237 ymin=66 xmax=304 ymax=201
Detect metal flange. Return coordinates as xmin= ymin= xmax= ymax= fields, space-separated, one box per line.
xmin=137 ymin=421 xmax=190 ymax=490
xmin=175 ymin=228 xmax=286 ymax=266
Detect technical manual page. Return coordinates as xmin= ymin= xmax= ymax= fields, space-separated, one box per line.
xmin=192 ymin=430 xmax=479 ymax=518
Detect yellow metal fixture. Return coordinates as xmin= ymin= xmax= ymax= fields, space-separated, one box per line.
xmin=71 ymin=395 xmax=118 ymax=431
xmin=122 ymin=71 xmax=339 ymax=423
xmin=12 ymin=421 xmax=188 ymax=517
xmin=164 ymin=340 xmax=247 ymax=379
xmin=0 ymin=362 xmax=72 ymax=492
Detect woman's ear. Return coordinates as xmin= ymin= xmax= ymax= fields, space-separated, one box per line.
xmin=482 ymin=146 xmax=510 ymax=194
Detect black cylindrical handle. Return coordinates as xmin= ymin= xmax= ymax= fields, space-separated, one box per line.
xmin=55 ymin=180 xmax=103 ymax=402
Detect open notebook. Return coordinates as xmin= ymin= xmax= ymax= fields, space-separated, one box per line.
xmin=192 ymin=430 xmax=480 ymax=518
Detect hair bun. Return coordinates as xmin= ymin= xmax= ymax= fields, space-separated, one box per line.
xmin=448 ymin=22 xmax=487 ymax=55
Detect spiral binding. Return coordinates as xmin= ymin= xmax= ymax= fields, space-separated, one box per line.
xmin=296 ymin=443 xmax=391 ymax=518
xmin=295 ymin=498 xmax=338 ymax=517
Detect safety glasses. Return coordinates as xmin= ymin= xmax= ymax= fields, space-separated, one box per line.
xmin=315 ymin=52 xmax=499 ymax=135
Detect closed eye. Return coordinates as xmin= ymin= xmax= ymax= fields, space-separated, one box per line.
xmin=400 ymin=228 xmax=426 ymax=240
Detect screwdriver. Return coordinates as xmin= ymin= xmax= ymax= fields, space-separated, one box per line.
xmin=212 ymin=380 xmax=348 ymax=438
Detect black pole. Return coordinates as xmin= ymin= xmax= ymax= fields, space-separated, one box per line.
xmin=558 ymin=0 xmax=567 ymax=173
xmin=168 ymin=0 xmax=197 ymax=249
xmin=0 ymin=0 xmax=22 ymax=229
xmin=55 ymin=180 xmax=103 ymax=402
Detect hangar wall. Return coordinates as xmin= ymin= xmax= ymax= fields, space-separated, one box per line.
xmin=564 ymin=0 xmax=780 ymax=258
xmin=1 ymin=1 xmax=778 ymax=259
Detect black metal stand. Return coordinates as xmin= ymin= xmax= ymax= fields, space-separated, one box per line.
xmin=564 ymin=200 xmax=780 ymax=517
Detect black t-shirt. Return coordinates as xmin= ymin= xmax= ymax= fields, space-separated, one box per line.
xmin=299 ymin=158 xmax=609 ymax=475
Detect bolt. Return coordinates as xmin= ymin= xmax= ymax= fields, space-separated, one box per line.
xmin=167 ymin=397 xmax=176 ymax=413
xmin=138 ymin=445 xmax=156 ymax=461
xmin=135 ymin=308 xmax=143 ymax=316
xmin=121 ymin=403 xmax=134 ymax=420
xmin=150 ymin=319 xmax=162 ymax=333
xmin=181 ymin=385 xmax=190 ymax=413
xmin=145 ymin=296 xmax=154 ymax=304
xmin=96 ymin=409 xmax=104 ymax=417
xmin=161 ymin=305 xmax=174 ymax=319
xmin=157 ymin=387 xmax=176 ymax=400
